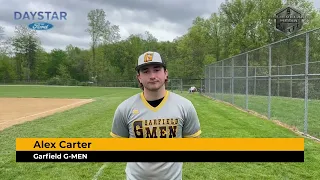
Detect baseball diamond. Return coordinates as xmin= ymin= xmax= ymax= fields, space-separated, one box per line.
xmin=0 ymin=97 xmax=93 ymax=131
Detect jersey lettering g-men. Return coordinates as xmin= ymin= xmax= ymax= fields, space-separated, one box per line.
xmin=110 ymin=90 xmax=201 ymax=180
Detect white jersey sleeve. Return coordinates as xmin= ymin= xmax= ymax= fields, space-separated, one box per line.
xmin=182 ymin=101 xmax=201 ymax=137
xmin=110 ymin=103 xmax=129 ymax=138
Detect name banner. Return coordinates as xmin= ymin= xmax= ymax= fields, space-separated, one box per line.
xmin=16 ymin=138 xmax=304 ymax=162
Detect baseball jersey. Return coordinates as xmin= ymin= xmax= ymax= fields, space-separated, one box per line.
xmin=110 ymin=90 xmax=201 ymax=180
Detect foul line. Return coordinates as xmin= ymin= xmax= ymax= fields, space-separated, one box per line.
xmin=0 ymin=99 xmax=94 ymax=125
xmin=92 ymin=163 xmax=109 ymax=180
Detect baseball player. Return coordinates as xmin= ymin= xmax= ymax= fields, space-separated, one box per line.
xmin=110 ymin=51 xmax=201 ymax=180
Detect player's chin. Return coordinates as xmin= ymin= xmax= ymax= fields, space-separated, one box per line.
xmin=146 ymin=86 xmax=160 ymax=91
xmin=145 ymin=83 xmax=163 ymax=91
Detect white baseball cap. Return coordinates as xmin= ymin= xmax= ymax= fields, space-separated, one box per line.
xmin=135 ymin=51 xmax=166 ymax=71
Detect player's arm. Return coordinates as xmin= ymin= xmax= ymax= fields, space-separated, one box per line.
xmin=110 ymin=105 xmax=129 ymax=138
xmin=182 ymin=102 xmax=201 ymax=138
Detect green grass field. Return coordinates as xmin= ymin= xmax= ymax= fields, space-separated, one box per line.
xmin=0 ymin=85 xmax=319 ymax=180
xmin=205 ymin=92 xmax=320 ymax=138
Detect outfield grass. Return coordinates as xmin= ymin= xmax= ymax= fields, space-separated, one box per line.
xmin=205 ymin=92 xmax=320 ymax=138
xmin=0 ymin=85 xmax=319 ymax=180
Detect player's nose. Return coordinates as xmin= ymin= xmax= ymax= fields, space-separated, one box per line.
xmin=149 ymin=71 xmax=156 ymax=78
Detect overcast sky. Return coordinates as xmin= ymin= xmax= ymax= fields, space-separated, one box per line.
xmin=0 ymin=0 xmax=319 ymax=52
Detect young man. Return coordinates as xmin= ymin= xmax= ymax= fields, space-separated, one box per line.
xmin=110 ymin=51 xmax=201 ymax=180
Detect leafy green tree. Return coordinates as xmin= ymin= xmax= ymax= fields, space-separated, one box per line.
xmin=10 ymin=25 xmax=40 ymax=81
xmin=86 ymin=9 xmax=108 ymax=80
xmin=48 ymin=48 xmax=67 ymax=78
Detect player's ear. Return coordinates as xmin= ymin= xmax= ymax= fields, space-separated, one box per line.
xmin=164 ymin=68 xmax=168 ymax=76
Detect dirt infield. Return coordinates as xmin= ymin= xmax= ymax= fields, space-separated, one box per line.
xmin=0 ymin=98 xmax=94 ymax=131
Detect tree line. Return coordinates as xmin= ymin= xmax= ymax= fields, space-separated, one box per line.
xmin=0 ymin=0 xmax=319 ymax=86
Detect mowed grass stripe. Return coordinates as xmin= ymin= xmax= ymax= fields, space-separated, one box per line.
xmin=0 ymin=86 xmax=318 ymax=180
xmin=216 ymin=94 xmax=320 ymax=138
xmin=205 ymin=92 xmax=320 ymax=138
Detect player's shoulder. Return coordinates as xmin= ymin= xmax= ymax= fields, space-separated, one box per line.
xmin=168 ymin=91 xmax=193 ymax=106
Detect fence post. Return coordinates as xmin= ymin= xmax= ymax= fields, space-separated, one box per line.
xmin=246 ymin=53 xmax=249 ymax=111
xmin=222 ymin=61 xmax=224 ymax=101
xmin=304 ymin=32 xmax=309 ymax=135
xmin=200 ymin=78 xmax=203 ymax=94
xmin=214 ymin=65 xmax=217 ymax=99
xmin=268 ymin=45 xmax=272 ymax=120
xmin=232 ymin=58 xmax=234 ymax=104
xmin=205 ymin=65 xmax=207 ymax=94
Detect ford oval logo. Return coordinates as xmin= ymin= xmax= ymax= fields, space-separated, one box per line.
xmin=28 ymin=22 xmax=54 ymax=30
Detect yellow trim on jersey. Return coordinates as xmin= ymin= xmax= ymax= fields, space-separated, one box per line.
xmin=184 ymin=130 xmax=202 ymax=138
xmin=140 ymin=90 xmax=169 ymax=112
xmin=110 ymin=132 xmax=126 ymax=138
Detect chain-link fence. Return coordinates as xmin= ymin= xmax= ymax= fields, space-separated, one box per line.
xmin=204 ymin=28 xmax=320 ymax=139
xmin=166 ymin=78 xmax=205 ymax=93
xmin=0 ymin=78 xmax=205 ymax=93
xmin=0 ymin=79 xmax=139 ymax=87
xmin=167 ymin=79 xmax=183 ymax=92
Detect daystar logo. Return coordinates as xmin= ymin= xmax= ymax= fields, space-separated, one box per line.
xmin=14 ymin=11 xmax=67 ymax=20
xmin=14 ymin=11 xmax=67 ymax=30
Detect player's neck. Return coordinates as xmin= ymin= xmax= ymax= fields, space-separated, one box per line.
xmin=143 ymin=87 xmax=166 ymax=101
